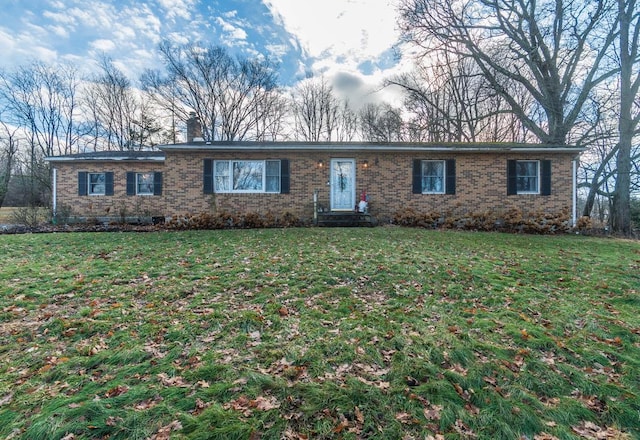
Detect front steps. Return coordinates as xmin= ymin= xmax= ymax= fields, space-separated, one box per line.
xmin=315 ymin=212 xmax=377 ymax=227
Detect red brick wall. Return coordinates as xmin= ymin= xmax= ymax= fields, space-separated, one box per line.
xmin=52 ymin=151 xmax=577 ymax=223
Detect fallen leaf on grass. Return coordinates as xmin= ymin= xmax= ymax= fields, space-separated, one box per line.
xmin=0 ymin=393 xmax=14 ymax=406
xmin=571 ymin=421 xmax=632 ymax=439
xmin=252 ymin=395 xmax=280 ymax=411
xmin=224 ymin=395 xmax=280 ymax=416
xmin=423 ymin=404 xmax=443 ymax=421
xmin=333 ymin=419 xmax=350 ymax=433
xmin=157 ymin=372 xmax=189 ymax=388
xmin=535 ymin=433 xmax=560 ymax=440
xmin=134 ymin=395 xmax=164 ymax=411
xmin=148 ymin=420 xmax=182 ymax=440
xmin=395 ymin=412 xmax=419 ymax=424
xmin=104 ymin=385 xmax=128 ymax=398
xmin=283 ymin=429 xmax=308 ymax=440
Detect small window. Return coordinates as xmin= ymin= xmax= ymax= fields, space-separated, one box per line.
xmin=421 ymin=160 xmax=445 ymax=194
xmin=265 ymin=160 xmax=281 ymax=193
xmin=88 ymin=173 xmax=106 ymax=195
xmin=137 ymin=173 xmax=155 ymax=195
xmin=413 ymin=159 xmax=455 ymax=195
xmin=516 ymin=161 xmax=539 ymax=194
xmin=508 ymin=160 xmax=551 ymax=196
xmin=126 ymin=172 xmax=162 ymax=196
xmin=213 ymin=160 xmax=281 ymax=193
xmin=79 ymin=171 xmax=113 ymax=196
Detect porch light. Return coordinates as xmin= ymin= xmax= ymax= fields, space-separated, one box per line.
xmin=362 ymin=160 xmax=369 ymax=169
xmin=317 ymin=159 xmax=324 ymax=168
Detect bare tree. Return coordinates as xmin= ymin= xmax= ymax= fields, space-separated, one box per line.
xmin=392 ymin=52 xmax=534 ymax=143
xmin=611 ymin=0 xmax=640 ymax=235
xmin=83 ymin=57 xmax=165 ymax=151
xmin=84 ymin=57 xmax=141 ymax=150
xmin=0 ymin=62 xmax=81 ymax=205
xmin=334 ymin=100 xmax=359 ymax=142
xmin=252 ymin=92 xmax=289 ymax=141
xmin=398 ymin=0 xmax=619 ymax=145
xmin=141 ymin=42 xmax=281 ymax=141
xmin=0 ymin=117 xmax=19 ymax=207
xmin=359 ymin=103 xmax=405 ymax=142
xmin=291 ymin=76 xmax=359 ymax=142
xmin=0 ymin=62 xmax=81 ymax=157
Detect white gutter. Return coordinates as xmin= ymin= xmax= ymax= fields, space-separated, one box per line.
xmin=160 ymin=144 xmax=586 ymax=154
xmin=45 ymin=156 xmax=165 ymax=163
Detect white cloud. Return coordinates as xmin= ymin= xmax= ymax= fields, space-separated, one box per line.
xmin=0 ymin=28 xmax=16 ymax=53
xmin=264 ymin=0 xmax=399 ymax=64
xmin=216 ymin=16 xmax=248 ymax=42
xmin=157 ymin=0 xmax=195 ymax=20
xmin=127 ymin=5 xmax=162 ymax=43
xmin=89 ymin=39 xmax=116 ymax=52
xmin=42 ymin=10 xmax=77 ymax=27
xmin=47 ymin=25 xmax=69 ymax=38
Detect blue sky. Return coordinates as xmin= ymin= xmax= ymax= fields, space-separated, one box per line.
xmin=0 ymin=0 xmax=406 ymax=104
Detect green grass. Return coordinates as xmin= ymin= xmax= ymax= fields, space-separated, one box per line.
xmin=0 ymin=227 xmax=639 ymax=439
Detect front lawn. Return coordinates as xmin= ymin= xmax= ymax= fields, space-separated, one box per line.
xmin=0 ymin=228 xmax=638 ymax=439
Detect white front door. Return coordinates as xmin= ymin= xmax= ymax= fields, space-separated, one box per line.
xmin=330 ymin=158 xmax=356 ymax=211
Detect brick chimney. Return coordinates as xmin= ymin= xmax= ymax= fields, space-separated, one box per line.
xmin=186 ymin=112 xmax=203 ymax=142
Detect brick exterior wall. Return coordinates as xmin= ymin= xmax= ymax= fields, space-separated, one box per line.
xmin=54 ymin=162 xmax=165 ymax=221
xmin=52 ymin=150 xmax=578 ymax=223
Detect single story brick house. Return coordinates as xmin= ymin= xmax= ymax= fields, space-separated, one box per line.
xmin=46 ymin=140 xmax=583 ymax=226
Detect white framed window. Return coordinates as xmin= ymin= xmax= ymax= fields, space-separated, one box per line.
xmin=88 ymin=173 xmax=106 ymax=195
xmin=214 ymin=160 xmax=281 ymax=193
xmin=421 ymin=160 xmax=445 ymax=194
xmin=516 ymin=160 xmax=539 ymax=194
xmin=136 ymin=173 xmax=155 ymax=195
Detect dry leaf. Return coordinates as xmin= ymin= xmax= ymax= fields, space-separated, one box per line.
xmin=251 ymin=395 xmax=280 ymax=411
xmin=148 ymin=420 xmax=182 ymax=440
xmin=0 ymin=393 xmax=14 ymax=406
xmin=157 ymin=373 xmax=189 ymax=387
xmin=104 ymin=385 xmax=128 ymax=398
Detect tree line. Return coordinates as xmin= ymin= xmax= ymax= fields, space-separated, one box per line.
xmin=0 ymin=0 xmax=638 ymax=234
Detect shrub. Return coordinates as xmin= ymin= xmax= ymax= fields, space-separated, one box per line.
xmin=391 ymin=208 xmax=572 ymax=234
xmin=166 ymin=211 xmax=305 ymax=230
xmin=10 ymin=205 xmax=48 ymax=228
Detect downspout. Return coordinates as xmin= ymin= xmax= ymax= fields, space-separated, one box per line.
xmin=313 ymin=189 xmax=318 ymax=225
xmin=572 ymin=159 xmax=577 ymax=227
xmin=51 ymin=168 xmax=58 ymax=225
xmin=52 ymin=167 xmax=57 ymax=224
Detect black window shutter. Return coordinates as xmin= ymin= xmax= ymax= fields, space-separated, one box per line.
xmin=445 ymin=159 xmax=456 ymax=195
xmin=203 ymin=159 xmax=213 ymax=194
xmin=105 ymin=172 xmax=114 ymax=196
xmin=280 ymin=159 xmax=290 ymax=194
xmin=507 ymin=160 xmax=517 ymax=195
xmin=78 ymin=172 xmax=87 ymax=196
xmin=412 ymin=159 xmax=422 ymax=194
xmin=540 ymin=160 xmax=551 ymax=196
xmin=126 ymin=172 xmax=136 ymax=196
xmin=153 ymin=172 xmax=163 ymax=196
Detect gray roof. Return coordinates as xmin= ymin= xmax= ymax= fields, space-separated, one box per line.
xmin=45 ymin=142 xmax=585 ymax=162
xmin=45 ymin=150 xmax=165 ymax=162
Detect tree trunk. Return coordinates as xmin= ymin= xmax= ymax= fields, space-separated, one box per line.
xmin=611 ymin=0 xmax=636 ymax=235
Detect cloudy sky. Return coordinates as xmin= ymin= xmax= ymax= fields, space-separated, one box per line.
xmin=0 ymin=0 xmax=407 ymax=104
